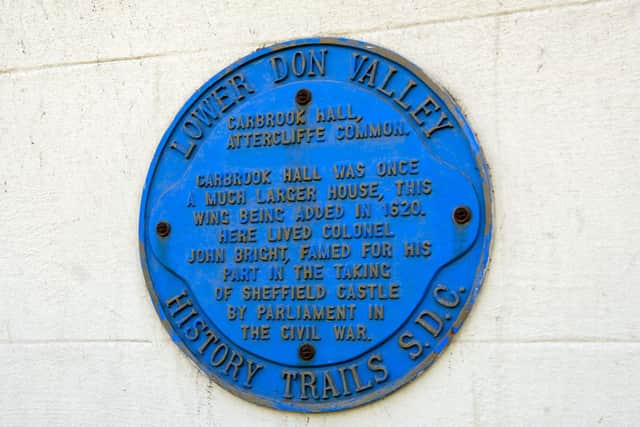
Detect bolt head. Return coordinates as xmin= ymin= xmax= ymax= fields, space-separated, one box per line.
xmin=453 ymin=206 xmax=472 ymax=224
xmin=156 ymin=221 xmax=171 ymax=237
xmin=298 ymin=343 xmax=316 ymax=361
xmin=295 ymin=89 xmax=312 ymax=105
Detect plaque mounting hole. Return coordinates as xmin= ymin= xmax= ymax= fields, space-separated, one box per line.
xmin=298 ymin=343 xmax=316 ymax=361
xmin=453 ymin=206 xmax=472 ymax=225
xmin=295 ymin=88 xmax=312 ymax=105
xmin=156 ymin=221 xmax=171 ymax=238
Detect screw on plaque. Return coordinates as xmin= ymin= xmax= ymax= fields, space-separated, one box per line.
xmin=156 ymin=221 xmax=171 ymax=237
xmin=298 ymin=343 xmax=316 ymax=361
xmin=453 ymin=206 xmax=472 ymax=225
xmin=295 ymin=88 xmax=312 ymax=105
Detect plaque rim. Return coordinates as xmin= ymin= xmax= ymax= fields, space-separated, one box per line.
xmin=138 ymin=36 xmax=494 ymax=412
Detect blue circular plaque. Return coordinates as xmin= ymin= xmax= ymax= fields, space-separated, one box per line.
xmin=139 ymin=38 xmax=492 ymax=412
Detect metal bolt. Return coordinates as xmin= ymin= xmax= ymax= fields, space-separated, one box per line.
xmin=453 ymin=206 xmax=472 ymax=225
xmin=298 ymin=343 xmax=316 ymax=361
xmin=295 ymin=88 xmax=312 ymax=105
xmin=156 ymin=221 xmax=171 ymax=238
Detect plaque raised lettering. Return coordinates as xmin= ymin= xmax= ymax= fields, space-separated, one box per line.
xmin=139 ymin=38 xmax=493 ymax=412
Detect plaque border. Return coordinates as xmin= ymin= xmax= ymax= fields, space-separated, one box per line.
xmin=138 ymin=37 xmax=494 ymax=412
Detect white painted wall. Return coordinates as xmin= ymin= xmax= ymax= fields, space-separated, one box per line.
xmin=1 ymin=1 xmax=639 ymax=425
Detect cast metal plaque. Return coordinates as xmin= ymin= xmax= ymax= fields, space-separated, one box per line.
xmin=139 ymin=38 xmax=492 ymax=412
